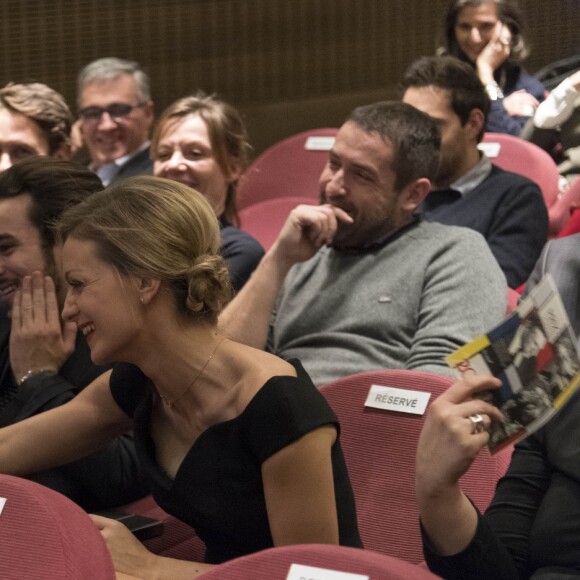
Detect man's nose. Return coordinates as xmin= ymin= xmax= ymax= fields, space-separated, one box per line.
xmin=97 ymin=111 xmax=118 ymax=130
xmin=325 ymin=169 xmax=346 ymax=198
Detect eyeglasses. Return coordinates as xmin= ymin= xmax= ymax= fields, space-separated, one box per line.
xmin=79 ymin=102 xmax=147 ymax=124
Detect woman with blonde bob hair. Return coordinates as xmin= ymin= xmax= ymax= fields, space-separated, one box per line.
xmin=0 ymin=176 xmax=361 ymax=578
xmin=152 ymin=92 xmax=264 ymax=292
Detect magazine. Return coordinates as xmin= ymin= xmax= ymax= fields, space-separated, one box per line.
xmin=446 ymin=274 xmax=580 ymax=453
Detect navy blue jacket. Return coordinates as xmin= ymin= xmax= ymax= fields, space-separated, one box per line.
xmin=418 ymin=165 xmax=548 ymax=288
xmin=488 ymin=64 xmax=546 ymax=136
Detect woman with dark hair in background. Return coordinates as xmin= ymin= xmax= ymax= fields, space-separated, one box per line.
xmin=440 ymin=0 xmax=545 ymax=135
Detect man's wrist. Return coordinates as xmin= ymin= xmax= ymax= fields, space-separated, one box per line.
xmin=17 ymin=369 xmax=58 ymax=386
xmin=266 ymin=241 xmax=301 ymax=276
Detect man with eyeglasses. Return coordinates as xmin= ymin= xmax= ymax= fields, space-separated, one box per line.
xmin=77 ymin=57 xmax=154 ymax=186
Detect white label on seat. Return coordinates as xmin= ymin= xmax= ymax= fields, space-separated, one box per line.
xmin=0 ymin=497 xmax=6 ymax=517
xmin=287 ymin=563 xmax=368 ymax=580
xmin=477 ymin=142 xmax=501 ymax=158
xmin=364 ymin=384 xmax=431 ymax=415
xmin=304 ymin=136 xmax=336 ymax=151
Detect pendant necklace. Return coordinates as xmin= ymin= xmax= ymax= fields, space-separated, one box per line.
xmin=158 ymin=336 xmax=225 ymax=410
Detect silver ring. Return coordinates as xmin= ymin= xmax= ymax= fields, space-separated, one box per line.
xmin=469 ymin=414 xmax=485 ymax=434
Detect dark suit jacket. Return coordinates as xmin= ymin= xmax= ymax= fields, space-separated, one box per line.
xmin=0 ymin=308 xmax=148 ymax=510
xmin=110 ymin=145 xmax=154 ymax=184
xmin=420 ymin=165 xmax=548 ymax=288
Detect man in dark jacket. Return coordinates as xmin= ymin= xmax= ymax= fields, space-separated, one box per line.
xmin=77 ymin=57 xmax=154 ymax=186
xmin=0 ymin=156 xmax=147 ymax=510
xmin=402 ymin=56 xmax=548 ymax=288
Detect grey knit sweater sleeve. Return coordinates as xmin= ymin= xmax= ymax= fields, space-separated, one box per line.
xmin=406 ymin=223 xmax=507 ymax=374
xmin=269 ymin=221 xmax=507 ymax=386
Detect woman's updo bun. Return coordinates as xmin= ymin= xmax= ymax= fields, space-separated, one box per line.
xmin=58 ymin=176 xmax=233 ymax=322
xmin=178 ymin=254 xmax=232 ymax=321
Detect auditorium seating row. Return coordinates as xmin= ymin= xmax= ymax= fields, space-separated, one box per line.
xmin=237 ymin=127 xmax=580 ymax=250
xmin=0 ymin=367 xmax=514 ymax=577
xmin=136 ymin=369 xmax=513 ymax=567
xmin=6 ymin=127 xmax=573 ymax=578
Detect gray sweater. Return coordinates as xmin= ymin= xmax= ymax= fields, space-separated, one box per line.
xmin=268 ymin=220 xmax=507 ymax=386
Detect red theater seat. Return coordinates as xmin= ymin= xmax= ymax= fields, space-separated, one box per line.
xmin=0 ymin=474 xmax=115 ymax=579
xmin=198 ymin=543 xmax=441 ymax=579
xmin=239 ymin=195 xmax=315 ymax=251
xmin=320 ymin=369 xmax=513 ymax=563
xmin=237 ymin=128 xmax=337 ymax=210
xmin=479 ymin=133 xmax=564 ymax=236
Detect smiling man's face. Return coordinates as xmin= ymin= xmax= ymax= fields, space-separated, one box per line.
xmin=0 ymin=194 xmax=48 ymax=307
xmin=318 ymin=121 xmax=408 ymax=249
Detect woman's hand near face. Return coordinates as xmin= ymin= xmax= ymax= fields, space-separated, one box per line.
xmin=416 ymin=375 xmax=503 ymax=555
xmin=476 ymin=22 xmax=511 ymax=83
xmin=9 ymin=271 xmax=77 ymax=381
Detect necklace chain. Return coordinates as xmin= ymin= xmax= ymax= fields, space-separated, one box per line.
xmin=159 ymin=337 xmax=225 ymax=409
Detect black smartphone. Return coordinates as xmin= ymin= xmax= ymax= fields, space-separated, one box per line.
xmin=94 ymin=509 xmax=164 ymax=541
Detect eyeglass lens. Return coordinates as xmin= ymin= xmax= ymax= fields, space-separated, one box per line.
xmin=80 ymin=103 xmax=138 ymax=122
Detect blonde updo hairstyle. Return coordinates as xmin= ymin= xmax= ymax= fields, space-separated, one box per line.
xmin=58 ymin=175 xmax=232 ymax=323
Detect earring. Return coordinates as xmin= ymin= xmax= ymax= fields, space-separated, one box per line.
xmin=140 ymin=296 xmax=145 ymax=304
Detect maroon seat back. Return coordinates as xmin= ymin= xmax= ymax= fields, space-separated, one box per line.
xmin=198 ymin=543 xmax=441 ymax=579
xmin=0 ymin=474 xmax=115 ymax=579
xmin=237 ymin=128 xmax=337 ymax=210
xmin=556 ymin=177 xmax=580 ymax=238
xmin=320 ymin=369 xmax=513 ymax=564
xmin=239 ymin=195 xmax=315 ymax=251
xmin=480 ymin=132 xmax=561 ymax=234
xmin=122 ymin=494 xmax=206 ymax=562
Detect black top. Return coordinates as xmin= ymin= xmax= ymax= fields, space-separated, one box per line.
xmin=423 ymin=388 xmax=580 ymax=579
xmin=419 ymin=165 xmax=548 ymax=288
xmin=219 ymin=216 xmax=264 ymax=293
xmin=0 ymin=308 xmax=147 ymax=511
xmin=110 ymin=359 xmax=362 ymax=563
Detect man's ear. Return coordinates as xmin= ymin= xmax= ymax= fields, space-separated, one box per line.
xmin=466 ymin=108 xmax=485 ymax=141
xmin=142 ymin=101 xmax=155 ymax=128
xmin=138 ymin=278 xmax=162 ymax=305
xmin=53 ymin=144 xmax=72 ymax=161
xmin=400 ymin=177 xmax=431 ymax=212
